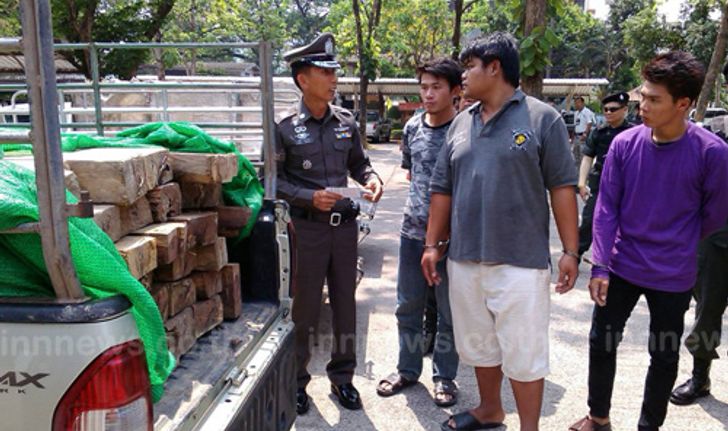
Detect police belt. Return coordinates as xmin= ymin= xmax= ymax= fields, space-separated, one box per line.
xmin=289 ymin=204 xmax=359 ymax=227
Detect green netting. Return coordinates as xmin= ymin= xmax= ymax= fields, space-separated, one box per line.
xmin=0 ymin=161 xmax=174 ymax=402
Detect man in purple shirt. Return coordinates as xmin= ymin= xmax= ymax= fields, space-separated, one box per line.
xmin=570 ymin=51 xmax=728 ymax=431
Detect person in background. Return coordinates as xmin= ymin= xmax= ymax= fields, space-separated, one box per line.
xmin=577 ymin=92 xmax=633 ymax=261
xmin=573 ymin=96 xmax=596 ymax=165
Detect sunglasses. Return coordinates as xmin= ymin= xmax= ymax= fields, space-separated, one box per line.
xmin=603 ymin=106 xmax=624 ymax=113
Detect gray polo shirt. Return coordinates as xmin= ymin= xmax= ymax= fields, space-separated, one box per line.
xmin=430 ymin=90 xmax=576 ymax=269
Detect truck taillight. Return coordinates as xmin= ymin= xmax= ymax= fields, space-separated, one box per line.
xmin=53 ymin=340 xmax=152 ymax=431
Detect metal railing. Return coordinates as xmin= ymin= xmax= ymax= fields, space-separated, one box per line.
xmin=1 ymin=40 xmax=280 ymax=198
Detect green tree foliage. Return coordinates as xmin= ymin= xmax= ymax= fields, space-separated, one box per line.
xmin=50 ymin=0 xmax=175 ymax=79
xmin=0 ymin=1 xmax=21 ymax=37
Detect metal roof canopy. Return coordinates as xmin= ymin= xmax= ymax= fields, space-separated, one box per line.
xmin=335 ymin=77 xmax=609 ymax=97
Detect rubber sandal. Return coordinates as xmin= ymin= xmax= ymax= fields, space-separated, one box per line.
xmin=376 ymin=372 xmax=417 ymax=397
xmin=441 ymin=411 xmax=503 ymax=430
xmin=433 ymin=379 xmax=458 ymax=407
xmin=569 ymin=416 xmax=612 ymax=431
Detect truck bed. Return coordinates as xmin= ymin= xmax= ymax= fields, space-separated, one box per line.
xmin=154 ymin=300 xmax=280 ymax=430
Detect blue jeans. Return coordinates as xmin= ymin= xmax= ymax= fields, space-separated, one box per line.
xmin=395 ymin=236 xmax=458 ymax=382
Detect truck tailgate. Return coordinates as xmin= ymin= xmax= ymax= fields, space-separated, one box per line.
xmin=153 ymin=301 xmax=290 ymax=430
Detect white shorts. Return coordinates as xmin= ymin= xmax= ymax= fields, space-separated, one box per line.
xmin=447 ymin=259 xmax=551 ymax=382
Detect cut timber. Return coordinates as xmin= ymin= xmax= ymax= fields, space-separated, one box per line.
xmin=139 ymin=273 xmax=154 ymax=291
xmin=165 ymin=307 xmax=195 ymax=360
xmin=119 ymin=196 xmax=153 ymax=234
xmin=216 ymin=206 xmax=252 ymax=231
xmin=115 ymin=236 xmax=157 ymax=279
xmin=5 ymin=156 xmax=82 ymax=198
xmin=93 ymin=205 xmax=123 ymax=242
xmin=220 ymin=263 xmax=241 ymax=320
xmin=168 ymin=152 xmax=238 ymax=184
xmin=131 ymin=222 xmax=187 ymax=265
xmin=150 ymin=283 xmax=170 ymax=320
xmin=218 ymin=228 xmax=241 ymax=238
xmin=156 ymin=250 xmax=197 ymax=282
xmin=169 ymin=212 xmax=218 ymax=249
xmin=147 ymin=183 xmax=182 ymax=223
xmin=192 ymin=295 xmax=223 ymax=338
xmin=63 ymin=147 xmax=168 ymax=205
xmin=180 ymin=182 xmax=223 ymax=209
xmin=160 ymin=278 xmax=196 ymax=317
xmin=190 ymin=271 xmax=222 ymax=300
xmin=192 ymin=237 xmax=228 ymax=272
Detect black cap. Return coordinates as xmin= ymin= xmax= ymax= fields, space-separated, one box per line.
xmin=601 ymin=92 xmax=629 ymax=105
xmin=283 ymin=33 xmax=340 ymax=69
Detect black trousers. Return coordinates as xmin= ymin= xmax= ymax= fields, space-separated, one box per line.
xmin=684 ymin=226 xmax=728 ymax=361
xmin=578 ymin=175 xmax=599 ymax=256
xmin=291 ymin=217 xmax=358 ymax=389
xmin=588 ymin=274 xmax=691 ymax=430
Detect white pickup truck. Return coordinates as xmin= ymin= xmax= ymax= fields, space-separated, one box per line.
xmin=0 ymin=1 xmax=297 ymax=430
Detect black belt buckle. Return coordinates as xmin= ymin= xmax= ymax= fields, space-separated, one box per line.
xmin=330 ymin=212 xmax=342 ymax=227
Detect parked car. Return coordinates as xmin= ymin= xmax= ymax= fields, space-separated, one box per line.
xmin=364 ymin=110 xmax=392 ymax=143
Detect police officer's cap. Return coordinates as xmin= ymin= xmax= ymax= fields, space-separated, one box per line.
xmin=283 ymin=33 xmax=340 ymax=69
xmin=601 ymin=92 xmax=629 ymax=105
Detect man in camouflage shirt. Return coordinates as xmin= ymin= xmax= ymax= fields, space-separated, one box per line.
xmin=377 ymin=58 xmax=462 ymax=407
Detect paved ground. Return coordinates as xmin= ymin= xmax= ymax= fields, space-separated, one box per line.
xmin=293 ymin=144 xmax=728 ymax=431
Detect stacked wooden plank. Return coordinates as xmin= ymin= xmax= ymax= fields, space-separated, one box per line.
xmin=56 ymin=147 xmax=248 ymax=362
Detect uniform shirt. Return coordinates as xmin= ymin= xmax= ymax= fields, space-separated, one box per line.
xmin=275 ymin=100 xmax=379 ymax=209
xmin=592 ymin=123 xmax=728 ymax=292
xmin=400 ymin=113 xmax=453 ymax=241
xmin=574 ymin=106 xmax=595 ymax=134
xmin=430 ymin=90 xmax=577 ymax=269
xmin=582 ymin=120 xmax=633 ymax=184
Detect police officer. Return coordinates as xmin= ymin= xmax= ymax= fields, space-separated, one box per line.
xmin=577 ymin=92 xmax=632 ymax=259
xmin=276 ymin=33 xmax=383 ymax=415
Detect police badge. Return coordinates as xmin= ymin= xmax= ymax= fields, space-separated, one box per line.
xmin=303 ymin=159 xmax=313 ymax=170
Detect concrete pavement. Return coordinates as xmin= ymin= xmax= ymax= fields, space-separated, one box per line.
xmin=293 ymin=144 xmax=728 ymax=431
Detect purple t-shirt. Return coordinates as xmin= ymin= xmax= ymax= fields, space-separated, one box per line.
xmin=591 ymin=123 xmax=728 ymax=292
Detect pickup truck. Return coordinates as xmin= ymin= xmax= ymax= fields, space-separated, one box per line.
xmin=0 ymin=2 xmax=296 ymax=430
xmin=364 ymin=110 xmax=392 ymax=143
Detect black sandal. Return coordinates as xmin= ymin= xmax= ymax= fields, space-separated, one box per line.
xmin=441 ymin=411 xmax=503 ymax=430
xmin=376 ymin=373 xmax=417 ymax=397
xmin=433 ymin=379 xmax=458 ymax=407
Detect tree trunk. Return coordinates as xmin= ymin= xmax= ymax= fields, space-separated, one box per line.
xmin=695 ymin=1 xmax=728 ymax=122
xmin=353 ymin=0 xmax=368 ymax=142
xmin=452 ymin=0 xmax=463 ymax=60
xmin=520 ymin=0 xmax=546 ymax=99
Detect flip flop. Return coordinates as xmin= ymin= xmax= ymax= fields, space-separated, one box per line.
xmin=433 ymin=379 xmax=458 ymax=407
xmin=441 ymin=411 xmax=503 ymax=430
xmin=376 ymin=373 xmax=417 ymax=397
xmin=569 ymin=416 xmax=612 ymax=431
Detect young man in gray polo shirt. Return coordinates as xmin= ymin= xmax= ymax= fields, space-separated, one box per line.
xmin=422 ymin=32 xmax=579 ymax=431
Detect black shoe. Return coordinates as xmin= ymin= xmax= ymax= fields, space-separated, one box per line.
xmin=296 ymin=388 xmax=310 ymax=415
xmin=670 ymin=377 xmax=711 ymax=405
xmin=331 ymin=383 xmax=362 ymax=410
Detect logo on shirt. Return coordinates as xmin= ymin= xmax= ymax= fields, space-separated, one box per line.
xmin=510 ymin=129 xmax=532 ymax=151
xmin=302 ymin=159 xmax=313 ymax=170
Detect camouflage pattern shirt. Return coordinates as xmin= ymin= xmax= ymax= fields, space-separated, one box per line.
xmin=401 ymin=112 xmax=453 ymax=241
